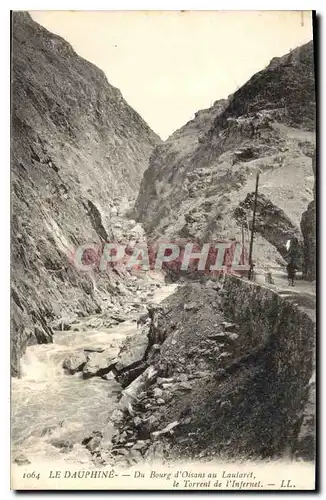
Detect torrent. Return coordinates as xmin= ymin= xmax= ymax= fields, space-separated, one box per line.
xmin=12 ymin=277 xmax=177 ymax=466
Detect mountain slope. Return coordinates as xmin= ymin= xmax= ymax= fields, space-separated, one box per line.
xmin=11 ymin=12 xmax=161 ymax=375
xmin=134 ymin=41 xmax=315 ymax=271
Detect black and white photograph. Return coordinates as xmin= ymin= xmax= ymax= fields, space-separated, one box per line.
xmin=10 ymin=9 xmax=316 ymax=490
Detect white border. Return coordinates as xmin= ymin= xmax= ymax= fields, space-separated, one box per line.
xmin=3 ymin=1 xmax=324 ymax=11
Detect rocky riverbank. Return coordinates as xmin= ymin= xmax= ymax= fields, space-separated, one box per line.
xmin=12 ymin=273 xmax=177 ymax=467
xmin=54 ymin=275 xmax=315 ymax=469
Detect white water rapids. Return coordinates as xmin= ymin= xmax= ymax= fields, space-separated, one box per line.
xmin=11 ymin=283 xmax=177 ymax=467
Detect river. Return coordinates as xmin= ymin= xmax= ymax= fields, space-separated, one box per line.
xmin=11 ymin=283 xmax=177 ymax=467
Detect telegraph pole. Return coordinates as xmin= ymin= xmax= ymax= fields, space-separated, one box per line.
xmin=241 ymin=223 xmax=245 ymax=265
xmin=248 ymin=172 xmax=260 ymax=280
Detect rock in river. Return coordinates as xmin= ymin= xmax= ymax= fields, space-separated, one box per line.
xmin=84 ymin=347 xmax=105 ymax=354
xmin=14 ymin=454 xmax=31 ymax=466
xmin=62 ymin=353 xmax=87 ymax=374
xmin=50 ymin=439 xmax=74 ymax=452
xmin=82 ymin=431 xmax=103 ymax=452
xmin=115 ymin=330 xmax=149 ymax=372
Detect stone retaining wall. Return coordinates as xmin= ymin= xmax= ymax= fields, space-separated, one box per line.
xmin=223 ymin=275 xmax=316 ymax=459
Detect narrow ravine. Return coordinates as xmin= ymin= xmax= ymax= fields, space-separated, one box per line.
xmin=11 ymin=282 xmax=177 ymax=467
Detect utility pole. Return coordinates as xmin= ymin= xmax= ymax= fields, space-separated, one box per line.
xmin=241 ymin=223 xmax=245 ymax=265
xmin=248 ymin=172 xmax=260 ymax=280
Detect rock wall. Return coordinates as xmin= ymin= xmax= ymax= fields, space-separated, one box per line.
xmin=11 ymin=12 xmax=160 ymax=375
xmin=107 ymin=278 xmax=315 ymax=463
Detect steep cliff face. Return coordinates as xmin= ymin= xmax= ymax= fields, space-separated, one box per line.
xmin=133 ymin=98 xmax=228 ymax=226
xmin=301 ymin=150 xmax=316 ymax=281
xmin=234 ymin=192 xmax=303 ymax=264
xmin=11 ymin=12 xmax=160 ymax=375
xmin=135 ymin=42 xmax=315 ymax=269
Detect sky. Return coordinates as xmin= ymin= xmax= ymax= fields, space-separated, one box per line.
xmin=30 ymin=10 xmax=313 ymax=140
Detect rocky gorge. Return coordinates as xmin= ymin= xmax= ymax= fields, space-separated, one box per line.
xmin=134 ymin=40 xmax=316 ymax=276
xmin=56 ymin=276 xmax=314 ymax=468
xmin=11 ymin=11 xmax=160 ymax=376
xmin=11 ymin=12 xmax=316 ymax=473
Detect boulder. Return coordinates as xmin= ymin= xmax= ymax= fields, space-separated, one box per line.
xmin=115 ymin=331 xmax=149 ymax=372
xmin=110 ymin=314 xmax=126 ymax=323
xmin=110 ymin=409 xmax=125 ymax=425
xmin=209 ymin=331 xmax=239 ymax=342
xmin=113 ymin=448 xmax=129 ymax=456
xmin=132 ymin=440 xmax=148 ymax=451
xmin=116 ymin=361 xmax=148 ymax=388
xmin=50 ymin=439 xmax=73 ymax=452
xmin=208 ymin=333 xmax=226 ymax=341
xmin=151 ymin=421 xmax=179 ymax=439
xmin=133 ymin=416 xmax=143 ymax=427
xmin=221 ymin=321 xmax=237 ymax=331
xmin=82 ymin=351 xmax=118 ymax=379
xmin=117 ymin=284 xmax=130 ymax=297
xmin=153 ymin=387 xmax=164 ymax=399
xmin=161 ymin=382 xmax=173 ymax=389
xmin=144 ymin=441 xmax=165 ymax=463
xmin=138 ymin=415 xmax=159 ymax=439
xmin=206 ymin=279 xmax=221 ymax=291
xmin=62 ymin=353 xmax=87 ymax=374
xmin=147 ymin=344 xmax=161 ymax=362
xmin=14 ymin=454 xmax=31 ymax=466
xmin=226 ymin=332 xmax=239 ymax=341
xmin=86 ymin=317 xmax=103 ymax=329
xmin=40 ymin=424 xmax=57 ymax=436
xmin=178 ymin=381 xmax=192 ymax=391
xmin=82 ymin=431 xmax=103 ymax=452
xmin=119 ymin=366 xmax=157 ymax=410
xmin=157 ymin=377 xmax=174 ymax=386
xmin=50 ymin=315 xmax=76 ymax=331
xmin=102 ymin=372 xmax=116 ymax=381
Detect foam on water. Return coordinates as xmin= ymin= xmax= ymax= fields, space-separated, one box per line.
xmin=11 ymin=284 xmax=178 ymax=465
